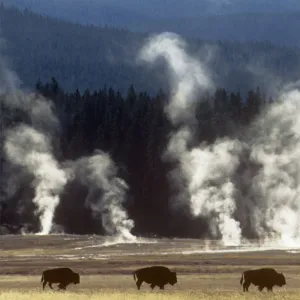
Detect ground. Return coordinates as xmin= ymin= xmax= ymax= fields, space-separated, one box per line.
xmin=0 ymin=235 xmax=299 ymax=299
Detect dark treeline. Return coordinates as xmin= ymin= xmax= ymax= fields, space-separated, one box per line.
xmin=0 ymin=77 xmax=266 ymax=238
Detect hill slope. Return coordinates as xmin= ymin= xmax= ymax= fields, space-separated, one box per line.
xmin=1 ymin=5 xmax=300 ymax=95
xmin=2 ymin=0 xmax=300 ymax=47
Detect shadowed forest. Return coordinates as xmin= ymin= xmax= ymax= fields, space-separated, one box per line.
xmin=0 ymin=3 xmax=299 ymax=242
xmin=0 ymin=76 xmax=270 ymax=238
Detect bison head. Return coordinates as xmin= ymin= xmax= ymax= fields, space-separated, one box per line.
xmin=72 ymin=272 xmax=80 ymax=285
xmin=169 ymin=271 xmax=177 ymax=286
xmin=277 ymin=273 xmax=286 ymax=287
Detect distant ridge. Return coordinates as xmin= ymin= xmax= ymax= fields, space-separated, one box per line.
xmin=1 ymin=0 xmax=300 ymax=47
xmin=0 ymin=4 xmax=300 ymax=94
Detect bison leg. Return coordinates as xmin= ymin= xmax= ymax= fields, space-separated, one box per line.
xmin=49 ymin=282 xmax=54 ymax=290
xmin=258 ymin=286 xmax=264 ymax=292
xmin=58 ymin=283 xmax=67 ymax=290
xmin=42 ymin=281 xmax=47 ymax=290
xmin=159 ymin=285 xmax=165 ymax=290
xmin=267 ymin=286 xmax=273 ymax=292
xmin=243 ymin=281 xmax=250 ymax=292
xmin=150 ymin=283 xmax=156 ymax=290
xmin=136 ymin=279 xmax=143 ymax=290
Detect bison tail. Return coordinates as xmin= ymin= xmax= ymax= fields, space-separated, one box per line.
xmin=133 ymin=271 xmax=136 ymax=281
xmin=41 ymin=274 xmax=44 ymax=283
xmin=240 ymin=272 xmax=244 ymax=285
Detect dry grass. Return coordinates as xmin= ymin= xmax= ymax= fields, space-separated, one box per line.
xmin=0 ymin=290 xmax=300 ymax=300
xmin=0 ymin=274 xmax=298 ymax=299
xmin=0 ymin=235 xmax=300 ymax=299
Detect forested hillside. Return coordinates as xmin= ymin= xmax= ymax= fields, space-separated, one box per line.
xmin=0 ymin=76 xmax=269 ymax=237
xmin=145 ymin=13 xmax=300 ymax=47
xmin=2 ymin=0 xmax=300 ymax=47
xmin=3 ymin=0 xmax=300 ymax=19
xmin=1 ymin=5 xmax=300 ymax=96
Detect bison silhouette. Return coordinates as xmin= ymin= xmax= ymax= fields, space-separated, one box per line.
xmin=41 ymin=267 xmax=80 ymax=290
xmin=240 ymin=268 xmax=286 ymax=292
xmin=133 ymin=266 xmax=177 ymax=290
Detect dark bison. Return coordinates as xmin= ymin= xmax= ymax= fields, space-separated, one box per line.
xmin=133 ymin=266 xmax=177 ymax=290
xmin=41 ymin=267 xmax=80 ymax=290
xmin=240 ymin=268 xmax=286 ymax=292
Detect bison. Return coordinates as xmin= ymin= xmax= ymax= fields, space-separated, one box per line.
xmin=240 ymin=268 xmax=286 ymax=292
xmin=133 ymin=266 xmax=177 ymax=290
xmin=41 ymin=267 xmax=80 ymax=290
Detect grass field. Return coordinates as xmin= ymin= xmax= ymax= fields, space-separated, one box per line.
xmin=1 ymin=291 xmax=300 ymax=300
xmin=0 ymin=235 xmax=300 ymax=299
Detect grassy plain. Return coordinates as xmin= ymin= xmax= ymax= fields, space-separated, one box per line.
xmin=0 ymin=235 xmax=300 ymax=299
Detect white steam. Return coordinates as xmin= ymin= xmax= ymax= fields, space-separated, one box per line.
xmin=139 ymin=32 xmax=242 ymax=246
xmin=140 ymin=32 xmax=300 ymax=247
xmin=0 ymin=39 xmax=66 ymax=234
xmin=66 ymin=150 xmax=136 ymax=242
xmin=1 ymin=91 xmax=59 ymax=134
xmin=186 ymin=139 xmax=243 ymax=244
xmin=247 ymin=89 xmax=300 ymax=246
xmin=4 ymin=125 xmax=68 ymax=234
xmin=0 ymin=35 xmax=134 ymax=239
xmin=139 ymin=32 xmax=211 ymax=125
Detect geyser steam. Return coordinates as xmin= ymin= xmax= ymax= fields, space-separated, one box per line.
xmin=66 ymin=150 xmax=136 ymax=242
xmin=0 ymin=39 xmax=67 ymax=234
xmin=4 ymin=125 xmax=68 ymax=234
xmin=139 ymin=32 xmax=243 ymax=246
xmin=139 ymin=33 xmax=211 ymax=125
xmin=247 ymin=88 xmax=300 ymax=246
xmin=0 ymin=34 xmax=134 ymax=239
xmin=139 ymin=32 xmax=300 ymax=247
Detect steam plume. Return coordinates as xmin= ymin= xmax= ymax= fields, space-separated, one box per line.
xmin=247 ymin=88 xmax=300 ymax=246
xmin=4 ymin=125 xmax=68 ymax=234
xmin=139 ymin=32 xmax=211 ymax=125
xmin=139 ymin=32 xmax=300 ymax=247
xmin=0 ymin=37 xmax=67 ymax=234
xmin=139 ymin=32 xmax=242 ymax=246
xmin=65 ymin=150 xmax=136 ymax=242
xmin=0 ymin=33 xmax=134 ymax=239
